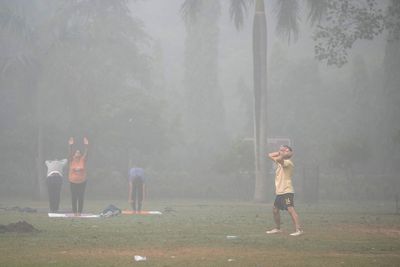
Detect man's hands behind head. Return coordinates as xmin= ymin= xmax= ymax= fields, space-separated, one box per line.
xmin=282 ymin=150 xmax=293 ymax=159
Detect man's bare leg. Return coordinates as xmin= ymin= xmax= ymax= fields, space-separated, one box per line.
xmin=287 ymin=206 xmax=301 ymax=231
xmin=273 ymin=206 xmax=281 ymax=229
xmin=266 ymin=206 xmax=282 ymax=234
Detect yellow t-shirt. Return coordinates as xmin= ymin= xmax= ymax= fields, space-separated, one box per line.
xmin=274 ymin=159 xmax=294 ymax=195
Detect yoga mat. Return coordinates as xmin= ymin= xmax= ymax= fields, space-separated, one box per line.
xmin=122 ymin=210 xmax=162 ymax=215
xmin=48 ymin=213 xmax=100 ymax=218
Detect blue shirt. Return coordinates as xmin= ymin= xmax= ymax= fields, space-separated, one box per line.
xmin=129 ymin=167 xmax=145 ymax=183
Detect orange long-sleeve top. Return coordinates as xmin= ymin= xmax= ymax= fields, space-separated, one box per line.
xmin=68 ymin=157 xmax=87 ymax=183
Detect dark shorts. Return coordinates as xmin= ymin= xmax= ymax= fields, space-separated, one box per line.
xmin=274 ymin=193 xmax=294 ymax=210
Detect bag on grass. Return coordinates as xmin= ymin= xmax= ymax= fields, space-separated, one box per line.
xmin=100 ymin=204 xmax=121 ymax=217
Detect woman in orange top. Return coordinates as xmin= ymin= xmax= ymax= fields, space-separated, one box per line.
xmin=68 ymin=137 xmax=89 ymax=216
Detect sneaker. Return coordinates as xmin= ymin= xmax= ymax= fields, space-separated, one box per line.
xmin=266 ymin=228 xmax=282 ymax=234
xmin=290 ymin=229 xmax=303 ymax=236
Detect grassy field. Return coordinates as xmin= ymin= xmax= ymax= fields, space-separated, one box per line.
xmin=0 ymin=199 xmax=399 ymax=267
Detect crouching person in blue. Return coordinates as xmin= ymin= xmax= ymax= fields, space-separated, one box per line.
xmin=128 ymin=166 xmax=146 ymax=214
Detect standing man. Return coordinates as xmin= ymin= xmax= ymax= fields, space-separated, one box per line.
xmin=45 ymin=158 xmax=68 ymax=213
xmin=68 ymin=137 xmax=89 ymax=216
xmin=266 ymin=145 xmax=303 ymax=236
xmin=128 ymin=166 xmax=145 ymax=214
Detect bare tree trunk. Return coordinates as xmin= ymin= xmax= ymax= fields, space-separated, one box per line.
xmin=253 ymin=0 xmax=269 ymax=202
xmin=36 ymin=86 xmax=46 ymax=200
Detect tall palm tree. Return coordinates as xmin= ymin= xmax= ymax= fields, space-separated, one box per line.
xmin=229 ymin=0 xmax=326 ymax=202
xmin=252 ymin=0 xmax=268 ymax=202
xmin=182 ymin=0 xmax=326 ymax=201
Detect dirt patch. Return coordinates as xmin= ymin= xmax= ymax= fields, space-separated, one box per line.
xmin=0 ymin=221 xmax=40 ymax=233
xmin=57 ymin=247 xmax=400 ymax=261
xmin=335 ymin=224 xmax=400 ymax=238
xmin=0 ymin=206 xmax=37 ymax=213
xmin=59 ymin=247 xmax=269 ymax=260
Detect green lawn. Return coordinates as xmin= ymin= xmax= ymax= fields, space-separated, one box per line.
xmin=0 ymin=199 xmax=399 ymax=266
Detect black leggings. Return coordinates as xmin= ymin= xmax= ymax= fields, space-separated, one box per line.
xmin=131 ymin=178 xmax=144 ymax=212
xmin=70 ymin=181 xmax=87 ymax=213
xmin=46 ymin=175 xmax=62 ymax=213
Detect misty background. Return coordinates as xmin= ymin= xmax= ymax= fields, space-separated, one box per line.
xmin=0 ymin=0 xmax=399 ymax=204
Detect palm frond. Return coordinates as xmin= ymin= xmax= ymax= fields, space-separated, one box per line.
xmin=0 ymin=1 xmax=32 ymax=38
xmin=306 ymin=0 xmax=328 ymax=25
xmin=229 ymin=0 xmax=254 ymax=30
xmin=180 ymin=0 xmax=202 ymax=25
xmin=275 ymin=0 xmax=300 ymax=43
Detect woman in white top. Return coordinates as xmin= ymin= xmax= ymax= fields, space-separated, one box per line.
xmin=45 ymin=158 xmax=67 ymax=213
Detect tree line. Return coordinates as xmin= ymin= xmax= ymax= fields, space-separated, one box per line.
xmin=0 ymin=0 xmax=399 ymax=201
